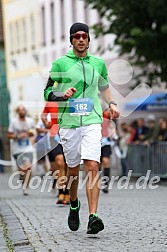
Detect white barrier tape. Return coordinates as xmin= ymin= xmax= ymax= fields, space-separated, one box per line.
xmin=0 ymin=159 xmax=13 ymax=166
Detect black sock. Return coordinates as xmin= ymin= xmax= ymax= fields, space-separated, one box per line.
xmin=103 ymin=168 xmax=110 ymax=178
xmin=103 ymin=168 xmax=110 ymax=187
xmin=64 ymin=188 xmax=69 ymax=195
xmin=59 ymin=189 xmax=64 ymax=195
xmin=70 ymin=198 xmax=78 ymax=208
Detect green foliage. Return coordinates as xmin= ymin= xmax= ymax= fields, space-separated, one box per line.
xmin=84 ymin=0 xmax=167 ymax=86
xmin=0 ymin=217 xmax=14 ymax=251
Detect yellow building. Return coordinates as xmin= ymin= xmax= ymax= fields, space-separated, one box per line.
xmin=2 ymin=0 xmax=44 ymax=119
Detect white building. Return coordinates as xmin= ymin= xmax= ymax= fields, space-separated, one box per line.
xmin=2 ymin=0 xmax=44 ymax=119
xmin=38 ymin=0 xmax=117 ymax=77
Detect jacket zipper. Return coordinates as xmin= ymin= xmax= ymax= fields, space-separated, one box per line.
xmin=80 ymin=59 xmax=87 ymax=126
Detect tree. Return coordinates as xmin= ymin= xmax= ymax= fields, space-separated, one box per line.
xmin=84 ymin=0 xmax=167 ymax=87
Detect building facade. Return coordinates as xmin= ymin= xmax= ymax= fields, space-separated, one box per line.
xmin=2 ymin=0 xmax=44 ymax=119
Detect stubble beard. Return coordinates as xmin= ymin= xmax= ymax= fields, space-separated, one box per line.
xmin=19 ymin=114 xmax=26 ymax=119
xmin=76 ymin=44 xmax=87 ymax=54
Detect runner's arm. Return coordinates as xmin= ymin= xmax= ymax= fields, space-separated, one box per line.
xmin=100 ymin=87 xmax=120 ymax=119
xmin=7 ymin=132 xmax=17 ymax=140
xmin=44 ymin=77 xmax=68 ymax=101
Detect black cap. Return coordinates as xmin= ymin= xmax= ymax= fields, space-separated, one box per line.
xmin=69 ymin=22 xmax=90 ymax=43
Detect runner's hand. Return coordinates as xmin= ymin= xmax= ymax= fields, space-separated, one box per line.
xmin=45 ymin=121 xmax=51 ymax=129
xmin=63 ymin=87 xmax=77 ymax=99
xmin=109 ymin=104 xmax=120 ymax=119
xmin=18 ymin=132 xmax=29 ymax=139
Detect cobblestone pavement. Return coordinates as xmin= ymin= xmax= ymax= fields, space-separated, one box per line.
xmin=0 ymin=172 xmax=167 ymax=252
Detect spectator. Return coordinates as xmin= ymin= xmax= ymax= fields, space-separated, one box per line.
xmin=143 ymin=114 xmax=159 ymax=145
xmin=127 ymin=121 xmax=137 ymax=144
xmin=134 ymin=118 xmax=148 ymax=143
xmin=158 ymin=118 xmax=167 ymax=141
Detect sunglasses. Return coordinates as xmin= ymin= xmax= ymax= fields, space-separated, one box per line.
xmin=72 ymin=33 xmax=88 ymax=40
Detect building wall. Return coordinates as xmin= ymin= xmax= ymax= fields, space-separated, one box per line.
xmin=3 ymin=0 xmax=44 ymax=119
xmin=39 ymin=0 xmax=117 ymax=75
xmin=0 ymin=0 xmax=10 ymax=166
xmin=38 ymin=0 xmax=132 ymax=118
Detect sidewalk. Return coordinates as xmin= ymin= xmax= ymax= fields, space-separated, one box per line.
xmin=0 ymin=172 xmax=167 ymax=252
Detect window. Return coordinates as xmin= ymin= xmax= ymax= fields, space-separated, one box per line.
xmin=22 ymin=18 xmax=27 ymax=51
xmin=9 ymin=23 xmax=13 ymax=54
xmin=12 ymin=22 xmax=16 ymax=53
xmin=50 ymin=2 xmax=55 ymax=43
xmin=41 ymin=6 xmax=46 ymax=46
xmin=84 ymin=3 xmax=89 ymax=25
xmin=72 ymin=0 xmax=77 ymax=23
xmin=16 ymin=21 xmax=20 ymax=53
xmin=30 ymin=14 xmax=35 ymax=48
xmin=60 ymin=0 xmax=65 ymax=40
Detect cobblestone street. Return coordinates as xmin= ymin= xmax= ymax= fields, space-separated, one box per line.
xmin=0 ymin=172 xmax=167 ymax=252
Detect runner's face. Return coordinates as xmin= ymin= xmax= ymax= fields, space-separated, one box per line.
xmin=72 ymin=31 xmax=89 ymax=54
xmin=17 ymin=108 xmax=26 ymax=118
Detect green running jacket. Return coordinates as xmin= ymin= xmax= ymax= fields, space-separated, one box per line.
xmin=44 ymin=50 xmax=109 ymax=128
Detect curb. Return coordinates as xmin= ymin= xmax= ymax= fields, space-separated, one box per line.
xmin=0 ymin=201 xmax=35 ymax=252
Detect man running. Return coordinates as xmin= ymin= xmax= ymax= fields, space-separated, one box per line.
xmin=8 ymin=105 xmax=35 ymax=195
xmin=44 ymin=22 xmax=120 ymax=234
xmin=41 ymin=102 xmax=69 ymax=204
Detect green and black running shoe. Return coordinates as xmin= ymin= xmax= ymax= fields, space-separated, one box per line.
xmin=68 ymin=200 xmax=80 ymax=231
xmin=87 ymin=213 xmax=104 ymax=234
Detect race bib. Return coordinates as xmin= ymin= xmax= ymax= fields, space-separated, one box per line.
xmin=69 ymin=98 xmax=93 ymax=116
xmin=18 ymin=139 xmax=29 ymax=146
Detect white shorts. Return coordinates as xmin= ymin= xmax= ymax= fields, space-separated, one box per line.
xmin=59 ymin=124 xmax=102 ymax=167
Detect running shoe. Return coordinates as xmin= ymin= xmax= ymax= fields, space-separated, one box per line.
xmin=56 ymin=193 xmax=64 ymax=204
xmin=87 ymin=214 xmax=104 ymax=234
xmin=23 ymin=189 xmax=29 ymax=196
xmin=68 ymin=200 xmax=80 ymax=231
xmin=102 ymin=187 xmax=109 ymax=193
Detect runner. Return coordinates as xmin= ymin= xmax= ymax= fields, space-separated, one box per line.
xmin=7 ymin=105 xmax=35 ymax=195
xmin=44 ymin=22 xmax=120 ymax=234
xmin=41 ymin=102 xmax=69 ymax=204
